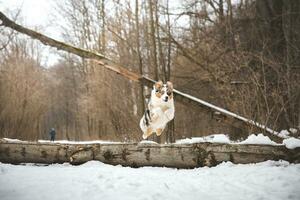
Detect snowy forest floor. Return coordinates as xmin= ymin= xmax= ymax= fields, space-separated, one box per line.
xmin=0 ymin=160 xmax=299 ymax=200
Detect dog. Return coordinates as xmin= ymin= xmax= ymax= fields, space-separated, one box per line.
xmin=140 ymin=80 xmax=175 ymax=139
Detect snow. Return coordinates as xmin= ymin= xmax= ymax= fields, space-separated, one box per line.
xmin=38 ymin=140 xmax=121 ymax=144
xmin=2 ymin=138 xmax=22 ymax=143
xmin=139 ymin=140 xmax=159 ymax=144
xmin=176 ymin=133 xmax=300 ymax=149
xmin=0 ymin=160 xmax=299 ymax=200
xmin=278 ymin=130 xmax=291 ymax=138
xmin=176 ymin=134 xmax=231 ymax=144
xmin=1 ymin=138 xmax=121 ymax=144
xmin=238 ymin=134 xmax=279 ymax=145
xmin=283 ymin=138 xmax=300 ymax=149
xmin=289 ymin=128 xmax=298 ymax=134
xmin=3 ymin=132 xmax=300 ymax=149
xmin=176 ymin=134 xmax=280 ymax=146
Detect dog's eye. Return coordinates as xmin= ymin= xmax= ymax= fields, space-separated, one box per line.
xmin=155 ymin=89 xmax=160 ymax=93
xmin=167 ymin=91 xmax=172 ymax=96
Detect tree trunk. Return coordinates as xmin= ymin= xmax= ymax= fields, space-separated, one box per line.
xmin=100 ymin=0 xmax=106 ymax=53
xmin=166 ymin=0 xmax=172 ymax=81
xmin=0 ymin=140 xmax=299 ymax=168
xmin=148 ymin=0 xmax=159 ymax=81
xmin=135 ymin=0 xmax=146 ymax=115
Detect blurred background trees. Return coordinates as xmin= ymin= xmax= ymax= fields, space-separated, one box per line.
xmin=0 ymin=0 xmax=299 ymax=142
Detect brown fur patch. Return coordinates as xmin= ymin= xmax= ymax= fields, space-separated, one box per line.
xmin=146 ymin=127 xmax=153 ymax=138
xmin=155 ymin=80 xmax=163 ymax=89
xmin=155 ymin=92 xmax=162 ymax=98
xmin=143 ymin=128 xmax=153 ymax=139
xmin=167 ymin=81 xmax=173 ymax=90
xmin=167 ymin=81 xmax=173 ymax=99
xmin=154 ymin=81 xmax=163 ymax=98
xmin=156 ymin=128 xmax=163 ymax=136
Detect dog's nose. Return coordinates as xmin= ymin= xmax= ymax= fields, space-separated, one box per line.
xmin=164 ymin=96 xmax=168 ymax=102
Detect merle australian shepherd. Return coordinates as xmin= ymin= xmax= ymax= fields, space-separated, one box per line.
xmin=140 ymin=81 xmax=175 ymax=139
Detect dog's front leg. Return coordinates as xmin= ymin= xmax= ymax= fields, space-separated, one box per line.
xmin=164 ymin=108 xmax=175 ymax=121
xmin=150 ymin=107 xmax=163 ymax=122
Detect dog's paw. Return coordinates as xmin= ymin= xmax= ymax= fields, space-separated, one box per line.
xmin=142 ymin=133 xmax=148 ymax=139
xmin=156 ymin=128 xmax=163 ymax=136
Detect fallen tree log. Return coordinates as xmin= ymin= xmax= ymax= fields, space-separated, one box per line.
xmin=0 ymin=140 xmax=299 ymax=168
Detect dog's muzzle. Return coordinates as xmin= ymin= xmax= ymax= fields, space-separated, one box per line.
xmin=164 ymin=96 xmax=169 ymax=102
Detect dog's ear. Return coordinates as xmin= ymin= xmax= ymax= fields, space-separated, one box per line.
xmin=154 ymin=80 xmax=163 ymax=90
xmin=167 ymin=81 xmax=173 ymax=91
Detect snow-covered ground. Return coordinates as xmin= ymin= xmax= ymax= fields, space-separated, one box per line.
xmin=0 ymin=160 xmax=299 ymax=200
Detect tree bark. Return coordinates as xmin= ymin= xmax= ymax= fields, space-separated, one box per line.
xmin=0 ymin=140 xmax=299 ymax=168
xmin=100 ymin=0 xmax=106 ymax=53
xmin=135 ymin=0 xmax=146 ymax=115
xmin=166 ymin=0 xmax=172 ymax=81
xmin=148 ymin=0 xmax=159 ymax=80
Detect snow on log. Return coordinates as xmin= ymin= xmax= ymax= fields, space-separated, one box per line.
xmin=0 ymin=140 xmax=299 ymax=168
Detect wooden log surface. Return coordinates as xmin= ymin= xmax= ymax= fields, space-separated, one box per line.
xmin=0 ymin=140 xmax=299 ymax=168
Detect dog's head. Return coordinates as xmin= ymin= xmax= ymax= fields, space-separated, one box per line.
xmin=152 ymin=80 xmax=174 ymax=103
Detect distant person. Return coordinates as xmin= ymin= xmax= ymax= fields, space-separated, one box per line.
xmin=49 ymin=128 xmax=56 ymax=142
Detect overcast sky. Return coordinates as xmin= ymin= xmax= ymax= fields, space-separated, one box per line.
xmin=0 ymin=0 xmax=62 ymax=66
xmin=0 ymin=0 xmax=186 ymax=39
xmin=0 ymin=0 xmax=58 ymax=35
xmin=0 ymin=0 xmax=188 ymax=66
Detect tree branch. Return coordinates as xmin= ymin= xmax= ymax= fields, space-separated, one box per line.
xmin=0 ymin=11 xmax=143 ymax=82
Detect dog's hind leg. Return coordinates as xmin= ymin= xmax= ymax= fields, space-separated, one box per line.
xmin=155 ymin=128 xmax=163 ymax=136
xmin=142 ymin=127 xmax=153 ymax=139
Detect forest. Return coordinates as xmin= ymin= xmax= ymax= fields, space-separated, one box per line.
xmin=0 ymin=0 xmax=299 ymax=143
